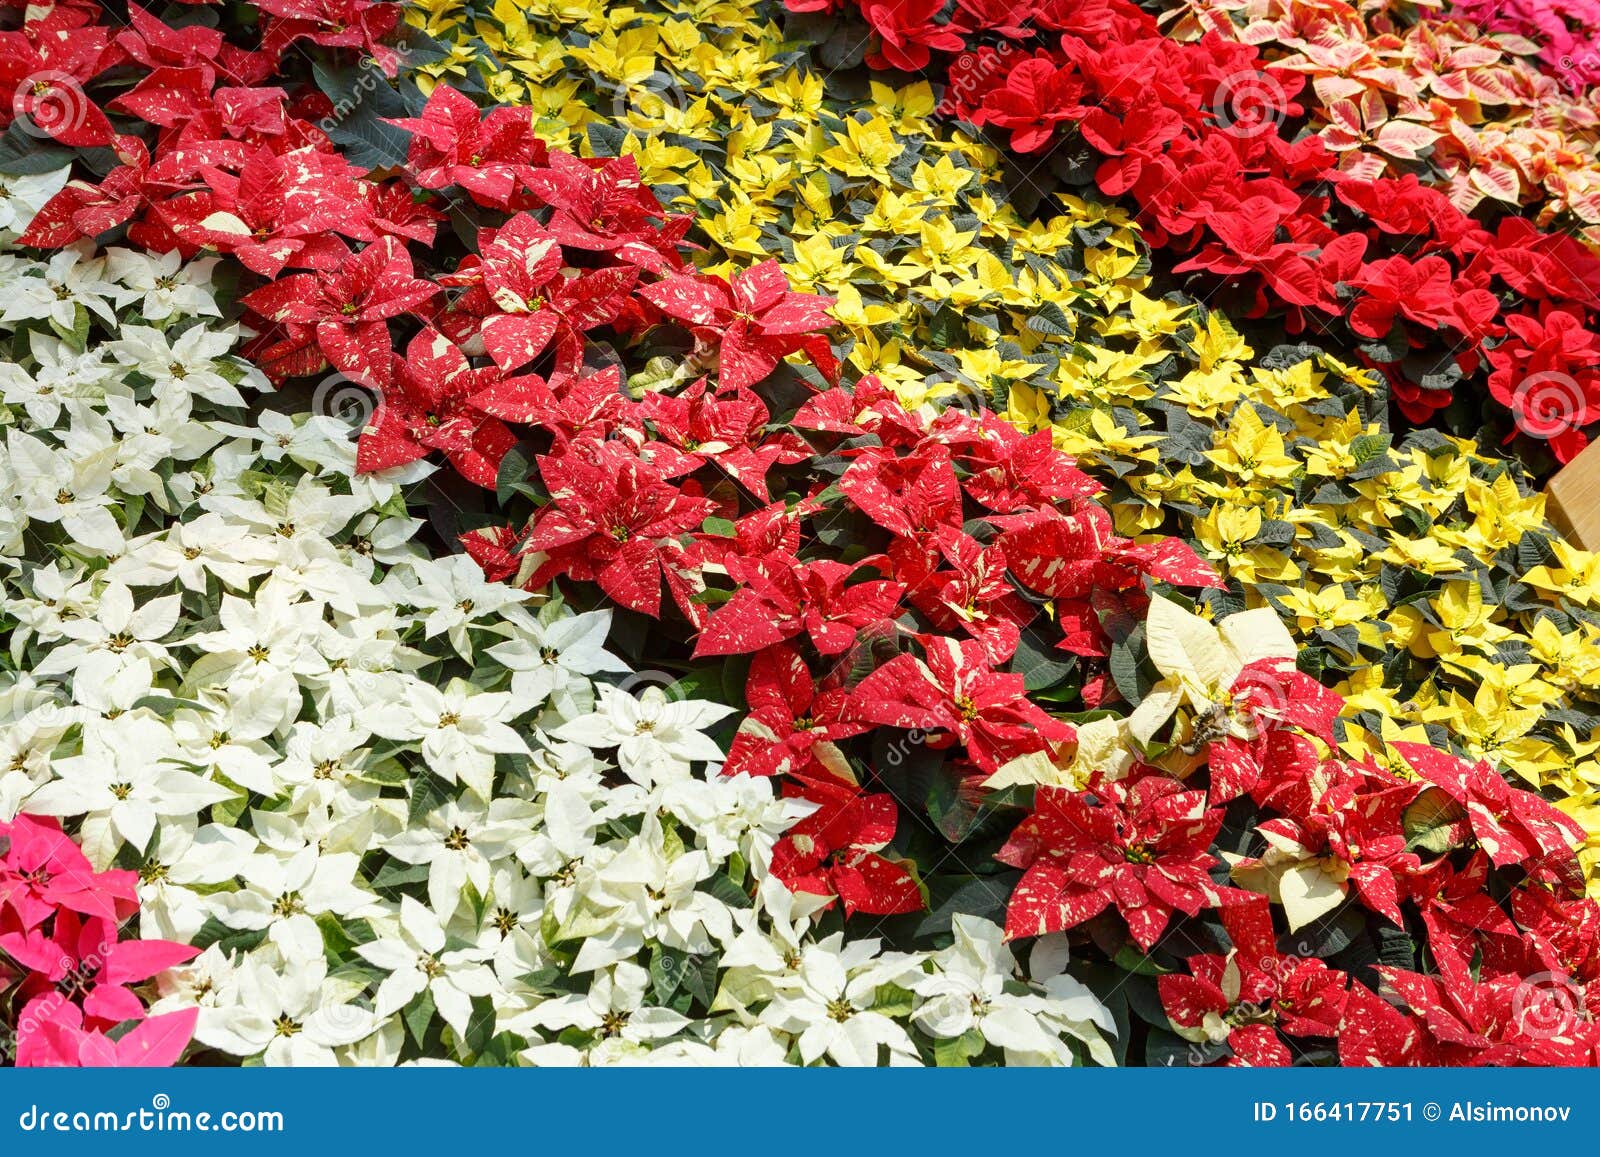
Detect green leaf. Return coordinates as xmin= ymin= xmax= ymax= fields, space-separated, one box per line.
xmin=1113 ymin=943 xmax=1173 ymax=976
xmin=131 ymin=695 xmax=211 ymax=717
xmin=650 ymin=947 xmax=686 ymax=1003
xmin=1403 ymin=786 xmax=1468 ymax=853
xmin=495 ymin=441 xmax=540 ymax=507
xmin=1025 ymin=300 xmax=1073 ymax=337
xmin=403 ymin=987 xmax=437 ymax=1048
xmin=312 ymin=61 xmax=417 ymax=172
xmin=0 ymin=123 xmax=77 ymax=173
xmin=932 ymin=1028 xmax=987 ymax=1066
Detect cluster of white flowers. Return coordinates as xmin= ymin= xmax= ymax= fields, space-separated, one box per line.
xmin=0 ymin=194 xmax=1115 ymax=1067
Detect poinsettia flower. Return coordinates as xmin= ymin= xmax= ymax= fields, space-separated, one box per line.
xmin=998 ymin=774 xmax=1229 ymax=949
xmin=860 ymin=0 xmax=967 ymax=73
xmin=639 ymin=260 xmax=836 ymax=391
xmin=524 ymin=438 xmax=714 ymax=619
xmin=953 ymin=414 xmax=1101 ymax=511
xmin=850 ymin=637 xmax=1073 ymax=773
xmin=386 ymin=84 xmax=548 ymax=208
xmin=161 ymin=145 xmax=370 ymax=277
xmin=638 ymin=379 xmax=790 ymax=498
xmin=256 ymin=0 xmax=402 ymax=76
xmin=241 ymin=236 xmax=437 ymax=386
xmin=894 ymin=527 xmax=1034 ymax=663
xmin=0 ymin=10 xmax=120 ymax=147
xmin=1204 ymin=657 xmax=1344 ymax=801
xmin=18 ymin=1004 xmax=198 ymax=1069
xmin=694 ymin=554 xmax=905 ymax=658
xmin=770 ymin=774 xmax=922 ymax=916
xmin=723 ymin=646 xmax=872 ymax=779
xmin=1159 ymin=895 xmax=1347 ymax=1066
xmin=0 ymin=813 xmax=138 ymax=930
xmin=355 ymin=327 xmax=519 ymax=488
xmin=116 ymin=4 xmax=272 ymax=89
xmin=1392 ymin=742 xmax=1585 ymax=885
xmin=525 ymin=151 xmax=687 ymax=271
xmin=2 ymin=912 xmax=197 ymax=1026
xmin=837 ymin=443 xmax=963 ymax=538
xmin=19 ymin=135 xmax=154 ymax=250
xmin=457 ymin=212 xmax=639 ymax=373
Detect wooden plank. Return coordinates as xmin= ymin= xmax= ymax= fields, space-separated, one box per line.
xmin=1547 ymin=435 xmax=1600 ymax=550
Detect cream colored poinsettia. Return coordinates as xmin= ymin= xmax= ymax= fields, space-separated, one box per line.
xmin=1128 ymin=594 xmax=1298 ymax=748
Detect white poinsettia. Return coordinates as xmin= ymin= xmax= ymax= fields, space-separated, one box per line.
xmin=485 ymin=609 xmax=630 ymax=709
xmin=760 ymin=935 xmax=923 ymax=1067
xmin=0 ymin=331 xmax=116 ymax=427
xmin=109 ymin=323 xmax=249 ymax=408
xmin=357 ymin=896 xmax=500 ymax=1041
xmin=382 ymin=796 xmax=536 ymax=920
xmin=0 ymin=167 xmax=70 ymax=236
xmin=32 ymin=581 xmax=180 ymax=678
xmin=27 ymin=716 xmax=237 ymax=864
xmin=103 ymin=249 xmax=219 ymax=321
xmin=554 ymin=683 xmax=736 ymax=785
xmin=517 ymin=960 xmax=692 ymax=1064
xmin=911 ymin=915 xmax=1115 ymax=1066
xmin=367 ymin=677 xmax=531 ymax=799
xmin=5 ymin=426 xmax=124 ymax=553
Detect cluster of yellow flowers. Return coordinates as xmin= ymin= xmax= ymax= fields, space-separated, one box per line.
xmin=403 ymin=0 xmax=1600 ymax=886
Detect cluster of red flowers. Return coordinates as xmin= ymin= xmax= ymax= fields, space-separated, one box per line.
xmin=800 ymin=0 xmax=1600 ymax=462
xmin=1003 ymin=651 xmax=1600 ymax=1065
xmin=463 ymin=372 xmax=1224 ymax=911
xmin=1 ymin=815 xmax=198 ymax=1066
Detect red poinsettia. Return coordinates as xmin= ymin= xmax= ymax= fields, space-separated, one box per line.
xmin=2 ymin=912 xmax=196 ymax=1027
xmin=640 ymin=260 xmax=836 ymax=391
xmin=1393 ymin=742 xmax=1584 ymax=887
xmin=0 ymin=814 xmax=137 ymax=930
xmin=522 ymin=438 xmax=714 ymax=619
xmin=997 ymin=773 xmax=1228 ymax=948
xmin=1159 ymin=895 xmax=1348 ymax=1066
xmin=694 ymin=554 xmax=904 ymax=658
xmin=161 ymin=144 xmax=370 ymax=276
xmin=452 ymin=212 xmax=640 ymax=374
xmin=241 ymin=235 xmax=437 ymax=386
xmin=0 ymin=5 xmax=120 ymax=147
xmin=770 ymin=773 xmax=923 ymax=916
xmin=851 ymin=636 xmax=1073 ymax=773
xmin=723 ymin=645 xmax=872 ymax=779
xmin=386 ymin=84 xmax=547 ymax=209
xmin=526 ymin=151 xmax=688 ymax=271
xmin=858 ymin=0 xmax=967 ymax=72
xmin=355 ymin=327 xmax=522 ymax=486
